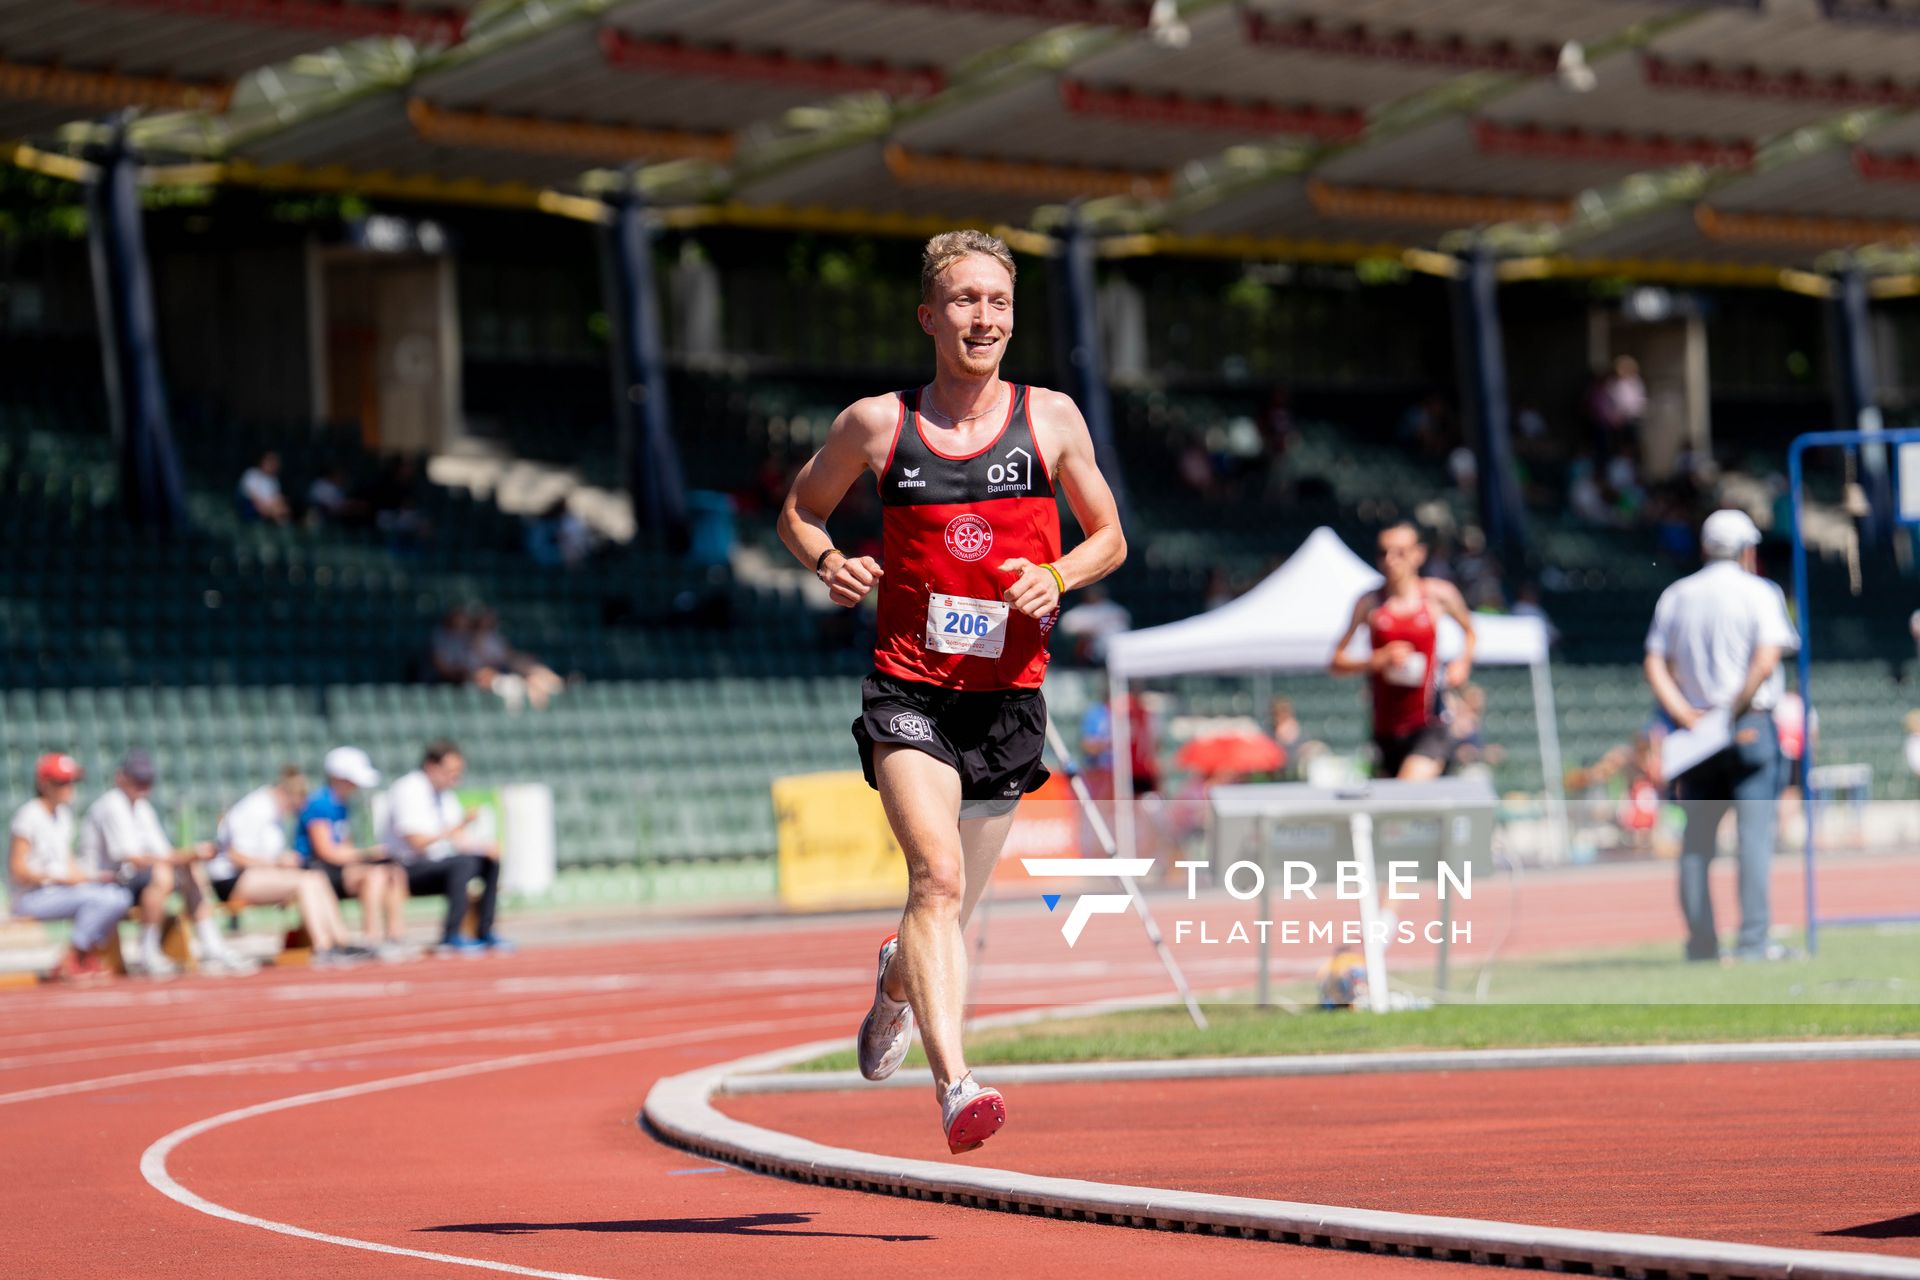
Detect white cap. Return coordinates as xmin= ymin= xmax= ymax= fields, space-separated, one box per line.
xmin=1701 ymin=508 xmax=1762 ymax=557
xmin=323 ymin=746 xmax=381 ymax=789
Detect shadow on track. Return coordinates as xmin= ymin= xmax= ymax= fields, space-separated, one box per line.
xmin=1823 ymin=1213 xmax=1920 ymax=1240
xmin=422 ymin=1213 xmax=934 ymax=1242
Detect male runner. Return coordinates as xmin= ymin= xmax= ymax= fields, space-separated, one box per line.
xmin=778 ymin=230 xmax=1125 ymax=1154
xmin=1330 ymin=523 xmax=1476 ymax=780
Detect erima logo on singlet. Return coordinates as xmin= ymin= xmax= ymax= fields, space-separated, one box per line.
xmin=897 ymin=466 xmax=925 ymax=489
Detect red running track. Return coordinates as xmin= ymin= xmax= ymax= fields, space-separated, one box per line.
xmin=0 ymin=855 xmax=1912 ymax=1278
xmin=721 ymin=1062 xmax=1920 ymax=1259
xmin=0 ymin=928 xmax=1485 ymax=1279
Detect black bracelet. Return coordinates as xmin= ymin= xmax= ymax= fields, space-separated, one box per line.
xmin=814 ymin=547 xmax=843 ymax=572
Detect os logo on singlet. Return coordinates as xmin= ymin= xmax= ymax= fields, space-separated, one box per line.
xmin=943 ymin=513 xmax=993 ymax=562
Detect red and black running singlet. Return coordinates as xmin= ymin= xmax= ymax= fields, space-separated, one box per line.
xmin=873 ymin=385 xmax=1061 ymax=691
xmin=1366 ymin=585 xmax=1439 ymax=737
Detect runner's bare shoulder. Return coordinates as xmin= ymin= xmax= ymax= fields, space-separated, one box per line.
xmin=1022 ymin=385 xmax=1089 ymax=467
xmin=830 ymin=392 xmax=909 ymax=471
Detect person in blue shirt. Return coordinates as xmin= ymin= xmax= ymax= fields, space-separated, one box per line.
xmin=296 ymin=747 xmax=412 ymax=960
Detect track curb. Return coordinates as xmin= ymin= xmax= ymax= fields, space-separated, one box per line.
xmin=644 ymin=1035 xmax=1920 ymax=1280
xmin=720 ymin=1037 xmax=1920 ymax=1093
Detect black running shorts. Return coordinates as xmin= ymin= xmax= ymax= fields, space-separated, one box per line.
xmin=1373 ymin=720 xmax=1452 ymax=779
xmin=852 ymin=671 xmax=1050 ymax=818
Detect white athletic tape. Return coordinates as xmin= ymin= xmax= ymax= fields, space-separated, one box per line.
xmin=140 ymin=1013 xmax=847 ymax=1280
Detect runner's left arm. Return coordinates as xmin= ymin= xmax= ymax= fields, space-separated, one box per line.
xmin=1000 ymin=389 xmax=1125 ymax=619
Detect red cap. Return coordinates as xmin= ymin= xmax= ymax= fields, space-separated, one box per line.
xmin=35 ymin=753 xmax=82 ymax=786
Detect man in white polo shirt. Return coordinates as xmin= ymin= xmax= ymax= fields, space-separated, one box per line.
xmin=1644 ymin=509 xmax=1799 ymax=963
xmin=381 ymin=739 xmax=508 ymax=954
xmin=78 ymin=749 xmax=257 ymax=977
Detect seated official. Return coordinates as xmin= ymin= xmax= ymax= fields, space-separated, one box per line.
xmin=380 ymin=739 xmax=509 ymax=955
xmin=215 ymin=767 xmax=372 ymax=968
xmin=78 ymin=750 xmax=256 ymax=979
xmin=296 ymin=747 xmax=412 ymax=961
xmin=8 ymin=754 xmax=130 ymax=982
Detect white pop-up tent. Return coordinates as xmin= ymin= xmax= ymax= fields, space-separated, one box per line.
xmin=1103 ymin=526 xmax=1567 ymax=860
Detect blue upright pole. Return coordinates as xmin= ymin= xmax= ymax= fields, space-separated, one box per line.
xmin=1449 ymin=247 xmax=1527 ymax=560
xmin=85 ymin=116 xmax=186 ymax=532
xmin=1051 ymin=208 xmax=1130 ymax=526
xmin=1788 ymin=435 xmax=1817 ymax=955
xmin=602 ymin=184 xmax=690 ymax=553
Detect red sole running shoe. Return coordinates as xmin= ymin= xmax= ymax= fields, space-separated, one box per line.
xmin=944 ymin=1086 xmax=1006 ymax=1155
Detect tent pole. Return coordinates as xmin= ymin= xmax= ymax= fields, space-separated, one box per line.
xmin=1530 ymin=655 xmax=1569 ymax=861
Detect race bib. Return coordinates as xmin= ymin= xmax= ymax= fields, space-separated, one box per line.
xmin=1384 ymin=652 xmax=1428 ymax=688
xmin=925 ymin=592 xmax=1008 ymax=659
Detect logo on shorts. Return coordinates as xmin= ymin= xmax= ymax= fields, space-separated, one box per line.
xmin=944 ymin=513 xmax=993 ymax=562
xmin=889 ymin=712 xmax=934 ymax=742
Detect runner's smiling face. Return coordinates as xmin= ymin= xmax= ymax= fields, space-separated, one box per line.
xmin=919 ymin=253 xmax=1013 ymax=380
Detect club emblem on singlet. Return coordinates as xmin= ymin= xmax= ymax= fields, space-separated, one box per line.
xmin=944 ymin=513 xmax=993 ymax=562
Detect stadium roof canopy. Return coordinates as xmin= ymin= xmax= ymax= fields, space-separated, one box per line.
xmin=18 ymin=0 xmax=1920 ymax=278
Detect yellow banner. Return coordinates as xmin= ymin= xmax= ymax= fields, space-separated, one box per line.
xmin=773 ymin=771 xmax=907 ymax=912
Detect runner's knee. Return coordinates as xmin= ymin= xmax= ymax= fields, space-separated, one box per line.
xmin=907 ymin=860 xmax=965 ymax=912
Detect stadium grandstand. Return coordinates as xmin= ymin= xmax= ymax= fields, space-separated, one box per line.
xmin=0 ymin=0 xmax=1917 ymax=920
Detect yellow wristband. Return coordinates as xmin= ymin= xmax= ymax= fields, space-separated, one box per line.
xmin=1042 ymin=563 xmax=1066 ymax=595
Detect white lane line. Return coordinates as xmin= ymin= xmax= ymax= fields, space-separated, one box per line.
xmin=140 ymin=1012 xmax=846 ymax=1280
xmin=0 ymin=985 xmax=849 ymax=1106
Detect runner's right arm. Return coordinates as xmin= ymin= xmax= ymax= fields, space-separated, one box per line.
xmin=779 ymin=397 xmax=893 ymax=608
xmin=1329 ymin=596 xmax=1376 ymax=677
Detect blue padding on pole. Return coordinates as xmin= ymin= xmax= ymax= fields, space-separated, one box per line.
xmin=1050 ymin=208 xmax=1130 ymax=527
xmin=1787 ymin=424 xmax=1920 ymax=955
xmin=1449 ymin=248 xmax=1527 ymax=558
xmin=603 ymin=187 xmax=690 ymax=552
xmin=85 ymin=117 xmax=185 ymax=532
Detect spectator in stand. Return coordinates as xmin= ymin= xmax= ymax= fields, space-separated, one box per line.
xmin=296 ymin=748 xmax=412 ymax=960
xmin=381 ymin=739 xmax=509 ymax=955
xmin=1593 ymin=355 xmax=1647 ymax=457
xmin=1176 ymin=434 xmax=1214 ymax=497
xmin=9 ymin=754 xmax=129 ymax=982
xmin=526 ymin=498 xmax=596 ymax=569
xmin=214 ymin=767 xmax=371 ymax=968
xmin=1058 ymin=585 xmax=1132 ymax=664
xmin=238 ymin=451 xmax=292 ymax=524
xmin=469 ymin=608 xmax=566 ymax=711
xmin=1269 ymin=696 xmax=1326 ymax=781
xmin=307 ymin=467 xmax=368 ymax=528
xmin=429 ymin=606 xmax=475 ymax=685
xmin=78 ymin=750 xmax=256 ymax=978
xmin=1568 ymin=458 xmax=1612 ymax=526
xmin=1398 ymin=392 xmax=1449 ymax=457
xmin=370 ymin=455 xmax=432 ymax=550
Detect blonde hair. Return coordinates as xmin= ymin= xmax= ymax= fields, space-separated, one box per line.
xmin=921 ymin=229 xmax=1015 ymax=302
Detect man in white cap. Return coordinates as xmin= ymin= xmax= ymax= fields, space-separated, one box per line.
xmin=1644 ymin=509 xmax=1799 ymax=962
xmin=296 ymin=747 xmax=411 ymax=959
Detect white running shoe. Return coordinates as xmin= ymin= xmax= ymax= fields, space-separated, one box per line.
xmin=376 ymin=940 xmax=421 ymax=964
xmin=856 ymin=933 xmax=914 ymax=1082
xmin=141 ymin=952 xmax=181 ymax=980
xmin=200 ymin=951 xmax=260 ymax=978
xmin=940 ymin=1072 xmax=1006 ymax=1155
